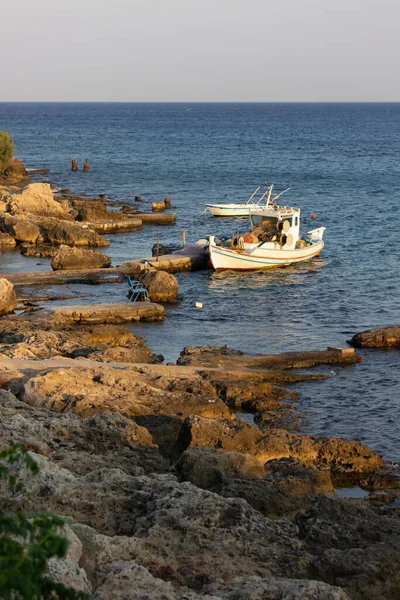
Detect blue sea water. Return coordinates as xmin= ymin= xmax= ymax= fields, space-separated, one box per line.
xmin=0 ymin=102 xmax=399 ymax=462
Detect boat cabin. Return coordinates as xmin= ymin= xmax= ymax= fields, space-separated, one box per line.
xmin=249 ymin=206 xmax=301 ymax=250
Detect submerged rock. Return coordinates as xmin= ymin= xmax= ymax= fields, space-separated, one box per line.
xmin=51 ymin=245 xmax=112 ymax=270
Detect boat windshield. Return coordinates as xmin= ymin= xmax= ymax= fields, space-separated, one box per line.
xmin=251 ymin=215 xmax=278 ymax=227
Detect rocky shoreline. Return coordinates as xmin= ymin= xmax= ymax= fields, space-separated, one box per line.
xmin=0 ymin=159 xmax=399 ymax=599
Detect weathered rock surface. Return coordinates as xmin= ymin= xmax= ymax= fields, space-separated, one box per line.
xmin=34 ymin=216 xmax=110 ymax=247
xmin=51 ymin=245 xmax=112 ymax=270
xmin=178 ymin=345 xmax=362 ymax=369
xmin=0 ymin=232 xmax=16 ymax=247
xmin=0 ymin=278 xmax=17 ymax=316
xmin=4 ymin=183 xmax=69 ymax=220
xmin=137 ymin=267 xmax=179 ymax=302
xmin=349 ymin=326 xmax=400 ymax=349
xmin=0 ymin=213 xmax=40 ymax=243
xmin=0 ymin=158 xmax=30 ymax=187
xmin=37 ymin=302 xmax=164 ymax=325
xmin=21 ymin=366 xmax=232 ymax=422
xmin=176 ymin=416 xmax=384 ymax=475
xmin=0 ymin=320 xmax=153 ymax=365
xmin=0 ymin=389 xmax=399 ymax=599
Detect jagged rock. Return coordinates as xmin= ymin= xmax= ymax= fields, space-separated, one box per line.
xmin=0 ymin=321 xmax=153 ymax=364
xmin=51 ymin=245 xmax=112 ymax=270
xmin=0 ymin=391 xmax=168 ymax=477
xmin=176 ymin=416 xmax=384 ymax=474
xmin=0 ymin=391 xmax=399 ymax=599
xmin=137 ymin=267 xmax=179 ymax=302
xmin=4 ymin=183 xmax=69 ymax=220
xmin=47 ymin=525 xmax=92 ymax=595
xmin=34 ymin=216 xmax=110 ymax=247
xmin=349 ymin=326 xmax=400 ymax=349
xmin=0 ymin=278 xmax=17 ymax=316
xmin=1 ymin=158 xmax=30 ymax=186
xmin=0 ymin=232 xmax=16 ymax=247
xmin=21 ymin=366 xmax=231 ymax=421
xmin=0 ymin=213 xmax=40 ymax=243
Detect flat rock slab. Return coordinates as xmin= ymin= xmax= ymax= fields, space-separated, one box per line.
xmin=84 ymin=219 xmax=142 ymax=233
xmin=23 ymin=302 xmax=165 ymax=324
xmin=137 ymin=213 xmax=176 ymax=225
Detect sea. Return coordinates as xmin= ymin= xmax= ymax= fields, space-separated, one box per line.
xmin=0 ymin=102 xmax=399 ymax=463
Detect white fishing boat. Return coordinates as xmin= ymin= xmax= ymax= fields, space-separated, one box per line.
xmin=208 ymin=198 xmax=325 ymax=271
xmin=205 ymin=184 xmax=286 ymax=217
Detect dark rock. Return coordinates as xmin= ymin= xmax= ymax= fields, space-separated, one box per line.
xmin=349 ymin=326 xmax=400 ymax=349
xmin=51 ymin=245 xmax=112 ymax=270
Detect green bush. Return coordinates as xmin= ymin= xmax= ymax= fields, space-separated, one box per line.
xmin=0 ymin=131 xmax=15 ymax=173
xmin=0 ymin=445 xmax=88 ymax=600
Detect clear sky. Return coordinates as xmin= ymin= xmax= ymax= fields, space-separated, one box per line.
xmin=2 ymin=0 xmax=399 ymax=101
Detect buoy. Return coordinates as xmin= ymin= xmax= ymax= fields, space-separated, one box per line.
xmin=195 ymin=302 xmax=203 ymax=309
xmin=311 ymin=214 xmax=317 ymax=220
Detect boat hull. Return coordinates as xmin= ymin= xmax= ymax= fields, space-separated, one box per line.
xmin=206 ymin=204 xmax=262 ymax=217
xmin=209 ymin=239 xmax=324 ymax=271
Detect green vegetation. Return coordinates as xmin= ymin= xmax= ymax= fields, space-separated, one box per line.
xmin=0 ymin=445 xmax=88 ymax=600
xmin=0 ymin=131 xmax=15 ymax=173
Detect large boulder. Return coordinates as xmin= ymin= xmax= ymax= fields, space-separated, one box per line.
xmin=4 ymin=183 xmax=69 ymax=220
xmin=0 ymin=278 xmax=17 ymax=316
xmin=137 ymin=267 xmax=179 ymax=303
xmin=349 ymin=326 xmax=400 ymax=349
xmin=34 ymin=216 xmax=110 ymax=247
xmin=0 ymin=213 xmax=40 ymax=244
xmin=51 ymin=245 xmax=112 ymax=270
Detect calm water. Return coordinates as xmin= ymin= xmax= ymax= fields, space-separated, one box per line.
xmin=0 ymin=103 xmax=399 ymax=462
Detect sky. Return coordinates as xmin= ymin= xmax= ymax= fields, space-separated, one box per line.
xmin=1 ymin=0 xmax=399 ymax=101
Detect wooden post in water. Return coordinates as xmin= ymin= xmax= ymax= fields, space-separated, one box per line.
xmin=71 ymin=159 xmax=78 ymax=171
xmin=164 ymin=196 xmax=172 ymax=208
xmin=83 ymin=159 xmax=90 ymax=172
xmin=181 ymin=229 xmax=187 ymax=247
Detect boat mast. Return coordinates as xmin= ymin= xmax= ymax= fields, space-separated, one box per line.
xmin=245 ymin=185 xmax=261 ymax=205
xmin=270 ymin=187 xmax=291 ymax=204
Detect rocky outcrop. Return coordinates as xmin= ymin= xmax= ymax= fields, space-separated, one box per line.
xmin=21 ymin=366 xmax=231 ymax=422
xmin=1 ymin=214 xmax=40 ymax=243
xmin=0 ymin=278 xmax=17 ymax=316
xmin=176 ymin=416 xmax=384 ymax=475
xmin=51 ymin=245 xmax=112 ymax=270
xmin=0 ymin=387 xmax=399 ymax=599
xmin=0 ymin=320 xmax=154 ymax=365
xmin=0 ymin=232 xmax=16 ymax=248
xmin=0 ymin=213 xmax=109 ymax=248
xmin=34 ymin=216 xmax=110 ymax=247
xmin=137 ymin=267 xmax=179 ymax=302
xmin=349 ymin=326 xmax=400 ymax=349
xmin=3 ymin=183 xmax=69 ymax=220
xmin=0 ymin=158 xmax=30 ymax=187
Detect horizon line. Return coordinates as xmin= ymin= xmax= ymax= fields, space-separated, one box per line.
xmin=1 ymin=100 xmax=400 ymax=104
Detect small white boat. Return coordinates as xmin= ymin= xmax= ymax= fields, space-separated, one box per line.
xmin=208 ymin=199 xmax=325 ymax=271
xmin=205 ymin=184 xmax=287 ymax=217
